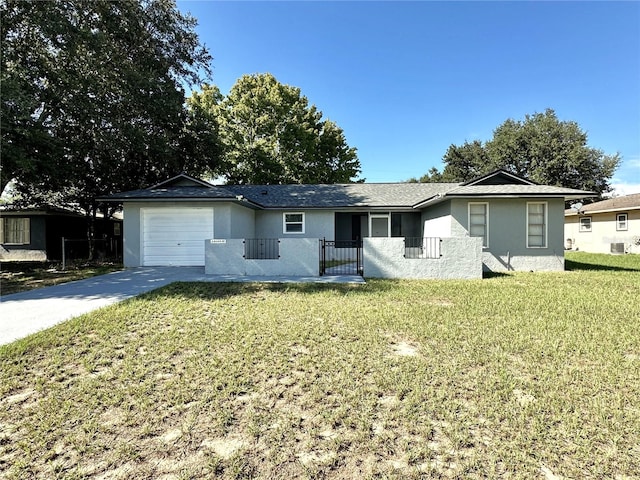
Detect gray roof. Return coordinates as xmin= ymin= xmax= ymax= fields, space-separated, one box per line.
xmin=100 ymin=171 xmax=594 ymax=209
xmin=565 ymin=193 xmax=640 ymax=215
xmin=0 ymin=204 xmax=85 ymax=217
xmin=448 ymin=184 xmax=593 ymax=197
xmin=101 ymin=186 xmax=238 ymax=200
xmin=227 ymin=183 xmax=458 ymax=208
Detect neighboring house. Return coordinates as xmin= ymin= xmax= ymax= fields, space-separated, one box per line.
xmin=99 ymin=170 xmax=591 ymax=279
xmin=0 ymin=206 xmax=123 ymax=262
xmin=565 ymin=193 xmax=640 ymax=254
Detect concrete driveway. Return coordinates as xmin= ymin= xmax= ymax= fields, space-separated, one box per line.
xmin=0 ymin=267 xmax=364 ymax=346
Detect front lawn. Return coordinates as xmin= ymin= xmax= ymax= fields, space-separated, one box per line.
xmin=1 ymin=254 xmax=639 ymax=479
xmin=565 ymin=250 xmax=640 ymax=271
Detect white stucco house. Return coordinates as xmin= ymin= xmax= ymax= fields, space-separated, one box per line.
xmin=565 ymin=193 xmax=640 ymax=254
xmin=99 ymin=170 xmax=592 ymax=279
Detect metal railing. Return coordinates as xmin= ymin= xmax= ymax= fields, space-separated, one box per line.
xmin=244 ymin=238 xmax=280 ymax=260
xmin=320 ymin=239 xmax=363 ymax=276
xmin=404 ymin=237 xmax=442 ymax=259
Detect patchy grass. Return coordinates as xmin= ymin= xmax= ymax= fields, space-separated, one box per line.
xmin=0 ymin=261 xmax=122 ymax=295
xmin=1 ymin=255 xmax=639 ymax=479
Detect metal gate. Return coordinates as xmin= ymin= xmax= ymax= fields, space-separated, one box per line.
xmin=320 ymin=239 xmax=363 ymax=276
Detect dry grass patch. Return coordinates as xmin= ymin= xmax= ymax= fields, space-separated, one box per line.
xmin=1 ymin=253 xmax=639 ymax=479
xmin=0 ymin=261 xmax=122 ymax=295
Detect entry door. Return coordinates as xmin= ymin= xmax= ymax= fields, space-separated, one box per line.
xmin=142 ymin=207 xmax=214 ymax=266
xmin=370 ymin=213 xmax=390 ymax=237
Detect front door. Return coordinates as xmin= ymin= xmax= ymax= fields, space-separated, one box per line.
xmin=370 ymin=213 xmax=390 ymax=237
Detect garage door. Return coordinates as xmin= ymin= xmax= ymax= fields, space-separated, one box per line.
xmin=142 ymin=207 xmax=214 ymax=266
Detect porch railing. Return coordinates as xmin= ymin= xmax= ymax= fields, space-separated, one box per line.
xmin=404 ymin=237 xmax=442 ymax=259
xmin=320 ymin=239 xmax=363 ymax=276
xmin=244 ymin=238 xmax=280 ymax=260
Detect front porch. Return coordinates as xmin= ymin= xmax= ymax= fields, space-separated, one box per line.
xmin=204 ymin=236 xmax=483 ymax=280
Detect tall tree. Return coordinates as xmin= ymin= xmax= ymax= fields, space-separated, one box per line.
xmin=407 ymin=167 xmax=443 ymax=183
xmin=418 ymin=109 xmax=620 ymax=196
xmin=485 ymin=109 xmax=619 ymax=194
xmin=182 ymin=84 xmax=224 ymax=177
xmin=440 ymin=140 xmax=489 ymax=183
xmin=201 ymin=73 xmax=361 ymax=184
xmin=1 ymin=0 xmax=216 ymax=210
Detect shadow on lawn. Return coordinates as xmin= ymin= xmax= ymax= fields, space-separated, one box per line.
xmin=138 ymin=279 xmax=402 ymax=302
xmin=482 ymin=271 xmax=512 ymax=279
xmin=565 ymin=259 xmax=640 ymax=272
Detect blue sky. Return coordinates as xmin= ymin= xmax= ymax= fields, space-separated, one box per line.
xmin=177 ymin=1 xmax=640 ymax=194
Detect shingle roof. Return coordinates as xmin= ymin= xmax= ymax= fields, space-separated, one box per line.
xmin=565 ymin=193 xmax=640 ymax=215
xmin=101 ymin=186 xmax=237 ymax=200
xmin=0 ymin=205 xmax=85 ymax=217
xmin=227 ymin=183 xmax=458 ymax=208
xmin=100 ymin=172 xmax=594 ymax=209
xmin=449 ymin=184 xmax=593 ymax=197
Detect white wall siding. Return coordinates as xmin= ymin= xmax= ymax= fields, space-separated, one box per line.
xmin=363 ymin=237 xmax=483 ymax=279
xmin=565 ymin=211 xmax=640 ymax=254
xmin=421 ymin=201 xmax=452 ymax=237
xmin=423 ymin=215 xmax=451 ymax=238
xmin=205 ymin=238 xmax=320 ymax=276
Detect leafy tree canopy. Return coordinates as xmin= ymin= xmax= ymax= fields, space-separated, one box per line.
xmin=191 ymin=73 xmax=362 ymax=184
xmin=1 ymin=0 xmax=217 ymax=213
xmin=416 ymin=109 xmax=620 ymax=196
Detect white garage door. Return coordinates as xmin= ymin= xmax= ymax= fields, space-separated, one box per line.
xmin=142 ymin=207 xmax=214 ymax=266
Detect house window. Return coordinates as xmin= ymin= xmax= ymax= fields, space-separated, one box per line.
xmin=370 ymin=213 xmax=390 ymax=237
xmin=0 ymin=217 xmax=31 ymax=245
xmin=579 ymin=216 xmax=592 ymax=232
xmin=468 ymin=203 xmax=488 ymax=247
xmin=114 ymin=223 xmax=121 ymax=236
xmin=527 ymin=202 xmax=547 ymax=248
xmin=616 ymin=213 xmax=628 ymax=231
xmin=283 ymin=212 xmax=304 ymax=234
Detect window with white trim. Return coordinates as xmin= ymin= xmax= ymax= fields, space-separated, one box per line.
xmin=616 ymin=213 xmax=628 ymax=231
xmin=579 ymin=216 xmax=592 ymax=232
xmin=527 ymin=202 xmax=547 ymax=248
xmin=468 ymin=202 xmax=488 ymax=247
xmin=0 ymin=217 xmax=31 ymax=245
xmin=283 ymin=212 xmax=305 ymax=234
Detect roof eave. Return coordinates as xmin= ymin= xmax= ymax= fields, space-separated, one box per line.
xmin=444 ymin=193 xmax=592 ymax=200
xmin=412 ymin=194 xmax=446 ymax=209
xmin=97 ymin=196 xmax=264 ymax=209
xmin=149 ymin=173 xmax=214 ymax=189
xmin=567 ymin=205 xmax=640 ymax=215
xmin=259 ymin=205 xmax=418 ymax=211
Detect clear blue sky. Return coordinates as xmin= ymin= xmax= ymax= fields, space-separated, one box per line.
xmin=177 ymin=1 xmax=640 ymax=194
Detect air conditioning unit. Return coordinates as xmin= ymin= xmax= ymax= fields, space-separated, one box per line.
xmin=610 ymin=243 xmax=625 ymax=254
